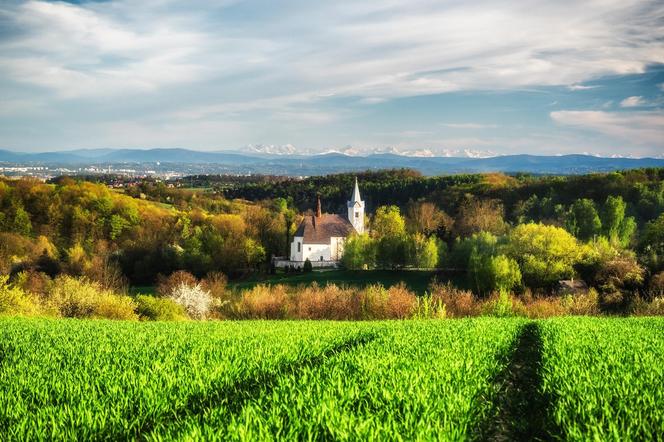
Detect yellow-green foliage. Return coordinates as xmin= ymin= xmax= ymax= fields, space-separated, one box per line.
xmin=0 ymin=276 xmax=42 ymax=316
xmin=47 ymin=276 xmax=137 ymax=320
xmin=135 ymin=295 xmax=188 ymax=321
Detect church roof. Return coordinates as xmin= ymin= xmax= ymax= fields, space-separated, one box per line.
xmin=294 ymin=214 xmax=354 ymax=244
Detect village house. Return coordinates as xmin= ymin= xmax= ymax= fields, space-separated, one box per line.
xmin=286 ymin=178 xmax=365 ymax=267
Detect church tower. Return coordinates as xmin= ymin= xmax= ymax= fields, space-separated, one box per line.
xmin=347 ymin=177 xmax=365 ymax=234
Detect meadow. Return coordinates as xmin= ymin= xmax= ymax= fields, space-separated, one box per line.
xmin=1 ymin=317 xmax=662 ymax=440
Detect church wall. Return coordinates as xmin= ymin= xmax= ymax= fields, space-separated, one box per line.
xmin=290 ymin=236 xmax=304 ymax=261
xmin=302 ymin=243 xmax=331 ymax=262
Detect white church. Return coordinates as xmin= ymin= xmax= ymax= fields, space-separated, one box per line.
xmin=288 ymin=178 xmax=365 ymax=266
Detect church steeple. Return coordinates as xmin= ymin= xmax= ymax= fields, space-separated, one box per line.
xmin=347 ymin=177 xmax=365 ymax=234
xmin=351 ymin=177 xmax=361 ymax=203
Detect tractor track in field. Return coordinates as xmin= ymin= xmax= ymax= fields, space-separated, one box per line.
xmin=121 ymin=332 xmax=379 ymax=440
xmin=479 ymin=322 xmax=559 ymax=442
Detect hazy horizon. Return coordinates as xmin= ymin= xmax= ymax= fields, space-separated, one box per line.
xmin=1 ymin=1 xmax=663 ymax=157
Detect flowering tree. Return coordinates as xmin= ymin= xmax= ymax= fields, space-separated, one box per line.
xmin=168 ymin=282 xmax=212 ymax=319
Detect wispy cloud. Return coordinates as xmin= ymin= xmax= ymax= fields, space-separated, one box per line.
xmin=550 ymin=110 xmax=664 ymax=148
xmin=443 ymin=123 xmax=500 ymax=129
xmin=0 ymin=0 xmax=663 ymax=154
xmin=620 ymin=96 xmax=647 ymax=107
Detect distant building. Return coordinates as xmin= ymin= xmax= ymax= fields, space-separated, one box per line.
xmin=287 ymin=178 xmax=365 ymax=266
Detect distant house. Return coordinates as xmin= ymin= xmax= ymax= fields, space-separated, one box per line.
xmin=287 ymin=178 xmax=365 ymax=266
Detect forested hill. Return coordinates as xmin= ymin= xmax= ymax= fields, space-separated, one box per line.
xmin=2 ymin=148 xmax=664 ymax=175
xmin=2 ymin=168 xmax=664 ymax=294
xmin=207 ymin=168 xmax=664 ymax=224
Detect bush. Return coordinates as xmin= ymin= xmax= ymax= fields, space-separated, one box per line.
xmin=157 ymin=270 xmax=198 ymax=297
xmin=303 ymin=258 xmax=313 ymax=273
xmin=385 ymin=283 xmax=417 ymax=319
xmin=294 ymin=283 xmax=357 ymax=320
xmin=239 ymin=284 xmax=289 ymax=319
xmin=135 ymin=295 xmax=188 ymax=321
xmin=168 ymin=282 xmax=212 ymax=319
xmin=201 ymin=272 xmax=228 ymax=299
xmin=648 ymin=271 xmax=664 ymax=299
xmin=428 ymin=282 xmax=478 ymax=317
xmin=0 ymin=275 xmax=42 ymax=316
xmin=47 ymin=275 xmax=137 ymax=320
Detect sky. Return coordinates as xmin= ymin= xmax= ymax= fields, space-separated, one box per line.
xmin=0 ymin=0 xmax=663 ymax=157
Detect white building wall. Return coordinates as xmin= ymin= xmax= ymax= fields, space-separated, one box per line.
xmin=302 ymin=243 xmax=331 ymax=262
xmin=289 ymin=237 xmax=347 ymax=262
xmin=290 ymin=236 xmax=304 ymax=261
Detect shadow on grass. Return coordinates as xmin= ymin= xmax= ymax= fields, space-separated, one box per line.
xmin=107 ymin=332 xmax=378 ymax=440
xmin=477 ymin=322 xmax=560 ymax=441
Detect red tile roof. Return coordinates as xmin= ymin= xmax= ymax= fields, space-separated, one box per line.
xmin=294 ymin=214 xmax=354 ymax=244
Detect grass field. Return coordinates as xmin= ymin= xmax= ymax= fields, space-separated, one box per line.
xmin=0 ymin=317 xmax=662 ymax=440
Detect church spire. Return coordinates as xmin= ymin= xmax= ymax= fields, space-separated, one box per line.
xmin=351 ymin=177 xmax=361 ymax=202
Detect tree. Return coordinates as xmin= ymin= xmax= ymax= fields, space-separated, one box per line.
xmin=641 ymin=213 xmax=664 ymax=272
xmin=407 ymin=233 xmax=439 ymax=268
xmin=503 ymin=223 xmax=582 ymax=288
xmin=489 ymin=255 xmax=522 ymax=294
xmin=449 ymin=231 xmax=498 ymax=270
xmin=372 ymin=205 xmax=407 ymax=268
xmin=12 ymin=205 xmax=32 ymax=236
xmin=372 ymin=205 xmax=406 ymax=237
xmin=342 ymin=233 xmax=376 ymax=270
xmin=602 ymin=196 xmax=636 ymax=247
xmin=303 ymin=258 xmax=313 ymax=272
xmin=566 ymin=199 xmax=601 ymax=241
xmin=406 ymin=201 xmax=452 ymax=236
xmin=454 ymin=197 xmax=506 ymax=237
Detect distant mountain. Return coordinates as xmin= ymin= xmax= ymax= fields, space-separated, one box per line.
xmin=1 ymin=148 xmax=663 ymax=175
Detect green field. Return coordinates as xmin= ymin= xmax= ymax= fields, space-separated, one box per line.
xmin=0 ymin=317 xmax=662 ymax=440
xmin=228 ymin=269 xmax=466 ymax=294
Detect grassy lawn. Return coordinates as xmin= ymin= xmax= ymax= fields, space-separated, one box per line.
xmin=228 ymin=269 xmax=466 ymax=295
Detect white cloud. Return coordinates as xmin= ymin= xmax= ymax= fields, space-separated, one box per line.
xmin=620 ymin=96 xmax=647 ymax=107
xmin=2 ymin=0 xmax=663 ymax=102
xmin=550 ymin=110 xmax=664 ymax=148
xmin=568 ymin=84 xmax=599 ymax=91
xmin=443 ymin=123 xmax=500 ymax=129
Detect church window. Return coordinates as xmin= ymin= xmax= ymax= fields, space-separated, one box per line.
xmin=320 ymin=256 xmax=324 ymax=261
xmin=355 ymin=212 xmax=359 ymax=218
xmin=297 ymin=243 xmax=301 ymax=252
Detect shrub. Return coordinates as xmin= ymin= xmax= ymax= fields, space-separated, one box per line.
xmin=428 ymin=282 xmax=478 ymax=317
xmin=294 ymin=284 xmax=357 ymax=320
xmin=47 ymin=275 xmax=137 ymax=320
xmin=648 ymin=272 xmax=664 ymax=298
xmin=561 ymin=288 xmax=600 ymax=316
xmin=631 ymin=297 xmax=664 ymax=316
xmin=0 ymin=275 xmax=42 ymax=316
xmin=361 ymin=284 xmax=390 ymax=319
xmin=303 ymin=259 xmax=313 ymax=273
xmin=412 ymin=296 xmax=446 ymax=319
xmin=135 ymin=295 xmax=188 ymax=321
xmin=157 ymin=270 xmax=198 ymax=297
xmin=168 ymin=282 xmax=212 ymax=319
xmin=202 ymin=272 xmax=228 ymax=299
xmin=385 ymin=283 xmax=417 ymax=319
xmin=481 ymin=292 xmax=522 ymax=318
xmin=239 ymin=284 xmax=289 ymax=319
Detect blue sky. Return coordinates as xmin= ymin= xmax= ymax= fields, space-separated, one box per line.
xmin=0 ymin=0 xmax=663 ymax=157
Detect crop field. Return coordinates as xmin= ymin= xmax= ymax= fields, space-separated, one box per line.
xmin=0 ymin=317 xmax=662 ymax=440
